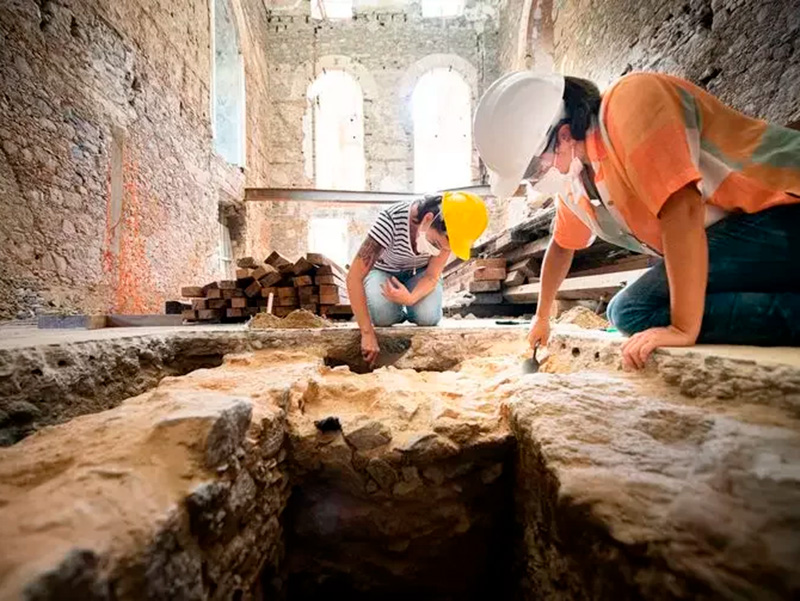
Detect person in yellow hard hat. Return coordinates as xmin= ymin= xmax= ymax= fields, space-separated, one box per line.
xmin=346 ymin=192 xmax=488 ymax=365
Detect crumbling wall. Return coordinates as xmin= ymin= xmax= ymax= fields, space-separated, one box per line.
xmin=498 ymin=0 xmax=800 ymax=123
xmin=0 ymin=0 xmax=272 ymax=319
xmin=261 ymin=0 xmax=502 ymax=260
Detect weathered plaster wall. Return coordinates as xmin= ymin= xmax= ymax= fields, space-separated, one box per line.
xmin=498 ymin=0 xmax=800 ymax=123
xmin=261 ymin=0 xmax=501 ymax=261
xmin=0 ymin=0 xmax=272 ymax=319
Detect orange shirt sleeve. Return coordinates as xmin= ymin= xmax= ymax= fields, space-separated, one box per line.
xmin=552 ymin=195 xmax=594 ymax=250
xmin=604 ymin=74 xmax=702 ymax=217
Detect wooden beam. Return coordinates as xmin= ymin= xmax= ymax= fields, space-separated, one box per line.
xmin=503 ymin=269 xmax=648 ymax=304
xmin=503 ymin=237 xmax=551 ymax=263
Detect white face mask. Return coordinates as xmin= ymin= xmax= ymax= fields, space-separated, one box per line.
xmin=532 ymin=149 xmax=584 ymax=198
xmin=415 ymin=223 xmax=441 ymax=256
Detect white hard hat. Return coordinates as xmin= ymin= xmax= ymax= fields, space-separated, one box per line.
xmin=474 ymin=71 xmax=566 ymax=199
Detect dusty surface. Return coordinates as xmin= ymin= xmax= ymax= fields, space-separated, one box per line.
xmin=249 ymin=310 xmax=332 ymax=330
xmin=0 ymin=323 xmax=525 ymax=445
xmin=2 ymin=327 xmax=800 ymax=598
xmin=0 ymin=349 xmax=521 ymax=600
xmin=555 ymin=306 xmax=610 ymax=330
xmin=509 ymin=370 xmax=800 ymax=600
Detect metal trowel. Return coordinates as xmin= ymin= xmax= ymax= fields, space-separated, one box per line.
xmin=522 ymin=342 xmax=541 ymax=374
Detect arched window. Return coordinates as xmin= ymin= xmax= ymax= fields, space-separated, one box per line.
xmin=212 ymin=0 xmax=245 ymax=166
xmin=412 ymin=68 xmax=471 ymax=193
xmin=307 ymin=70 xmax=366 ymax=190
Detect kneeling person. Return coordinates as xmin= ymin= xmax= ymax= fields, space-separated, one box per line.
xmin=347 ymin=192 xmax=488 ymax=365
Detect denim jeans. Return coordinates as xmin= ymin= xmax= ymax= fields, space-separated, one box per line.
xmin=364 ymin=269 xmax=443 ymax=327
xmin=606 ymin=203 xmax=800 ymax=345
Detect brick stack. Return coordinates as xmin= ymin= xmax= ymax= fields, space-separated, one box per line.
xmin=179 ymin=251 xmax=353 ymax=322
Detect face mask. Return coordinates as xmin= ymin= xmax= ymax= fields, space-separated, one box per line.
xmin=532 ymin=148 xmax=584 ymax=198
xmin=416 ymin=224 xmax=441 ymax=256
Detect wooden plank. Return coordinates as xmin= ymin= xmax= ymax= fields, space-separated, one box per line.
xmin=222 ymin=288 xmax=244 ymax=299
xmin=244 ymin=280 xmax=262 ymax=298
xmin=180 ymin=286 xmax=205 ymax=298
xmin=252 ymin=264 xmax=281 ymax=286
xmin=260 ymin=287 xmax=277 ymax=298
xmin=315 ymin=274 xmax=345 ymax=286
xmin=471 ymin=292 xmax=504 ymax=305
xmin=208 ymin=299 xmax=228 ymax=310
xmin=293 ymin=275 xmax=313 ymax=287
xmin=205 ymin=288 xmax=223 ymax=299
xmin=181 ymin=310 xmax=197 ymax=321
xmin=191 ymin=299 xmax=207 ymax=311
xmin=469 ymin=280 xmax=501 ymax=293
xmin=503 ymin=269 xmax=648 ymax=304
xmin=569 ymin=255 xmax=651 ymax=277
xmin=38 ymin=315 xmax=107 ymax=329
xmin=236 ymin=256 xmax=259 ymax=268
xmin=316 ymin=264 xmax=347 ymax=277
xmin=218 ymin=280 xmax=237 ymax=290
xmin=226 ymin=308 xmax=244 ymax=318
xmin=265 ymin=251 xmax=292 ymax=271
xmin=277 ymin=286 xmax=297 ymax=298
xmin=292 ymin=257 xmax=316 ymax=276
xmin=307 ymin=253 xmax=347 ymax=275
xmin=106 ymin=315 xmax=184 ymax=327
xmin=502 ymin=237 xmax=551 ymax=263
xmin=509 ymin=257 xmax=540 ymax=278
xmin=473 ymin=267 xmax=506 ymax=281
xmin=235 ymin=268 xmax=253 ymax=280
xmin=474 ymin=258 xmax=507 ymax=269
xmin=231 ymin=297 xmax=247 ymax=309
xmin=275 ymin=296 xmax=299 ymax=307
xmin=503 ymin=270 xmax=526 ymax=287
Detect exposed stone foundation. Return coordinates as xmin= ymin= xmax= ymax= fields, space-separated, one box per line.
xmin=1 ymin=329 xmax=799 ymax=600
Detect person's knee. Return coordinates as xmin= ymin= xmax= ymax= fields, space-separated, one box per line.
xmin=367 ymin=299 xmax=403 ymax=326
xmin=606 ymin=292 xmax=648 ymax=336
xmin=408 ymin=288 xmax=443 ymax=326
xmin=409 ymin=305 xmax=442 ymax=326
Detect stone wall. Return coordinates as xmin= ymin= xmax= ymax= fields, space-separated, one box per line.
xmin=0 ymin=0 xmax=273 ymax=319
xmin=261 ymin=0 xmax=502 ymax=261
xmin=497 ymin=0 xmax=800 ymax=123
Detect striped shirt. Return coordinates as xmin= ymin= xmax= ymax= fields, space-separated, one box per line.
xmin=368 ymin=201 xmax=431 ymax=273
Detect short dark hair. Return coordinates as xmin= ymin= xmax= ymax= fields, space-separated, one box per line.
xmin=416 ymin=194 xmax=447 ymax=233
xmin=562 ymin=76 xmax=601 ymax=141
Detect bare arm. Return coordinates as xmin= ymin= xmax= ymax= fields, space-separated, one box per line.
xmin=660 ymin=185 xmax=706 ymax=339
xmin=346 ymin=236 xmax=384 ymax=336
xmin=535 ymin=239 xmax=575 ymax=320
xmin=406 ymin=251 xmax=450 ymax=305
xmin=621 ymin=185 xmax=706 ymax=369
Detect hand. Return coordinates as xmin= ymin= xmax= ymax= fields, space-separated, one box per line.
xmin=528 ymin=315 xmax=551 ymax=349
xmin=381 ymin=276 xmax=411 ymax=305
xmin=621 ymin=325 xmax=697 ymax=370
xmin=361 ymin=329 xmax=380 ymax=366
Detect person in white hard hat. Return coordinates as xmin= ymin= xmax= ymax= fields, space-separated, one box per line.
xmin=474 ymin=71 xmax=800 ymax=369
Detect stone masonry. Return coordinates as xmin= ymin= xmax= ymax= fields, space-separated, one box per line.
xmin=0 ymin=0 xmax=273 ymax=320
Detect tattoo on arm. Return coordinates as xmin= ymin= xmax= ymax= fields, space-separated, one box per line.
xmin=356 ymin=236 xmax=384 ymax=272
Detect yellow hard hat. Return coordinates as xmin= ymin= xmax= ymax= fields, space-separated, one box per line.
xmin=442 ymin=191 xmax=489 ymax=260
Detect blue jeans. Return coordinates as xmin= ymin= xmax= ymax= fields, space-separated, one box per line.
xmin=364 ymin=269 xmax=443 ymax=327
xmin=606 ymin=204 xmax=800 ymax=345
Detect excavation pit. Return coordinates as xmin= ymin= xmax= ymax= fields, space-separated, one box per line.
xmin=1 ymin=324 xmax=800 ymax=600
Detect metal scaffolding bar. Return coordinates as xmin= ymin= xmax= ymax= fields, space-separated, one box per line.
xmin=244 ymin=185 xmax=493 ymax=205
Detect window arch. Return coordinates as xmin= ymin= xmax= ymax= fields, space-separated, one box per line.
xmin=212 ymin=0 xmax=246 ymax=166
xmin=307 ymin=70 xmax=366 ymax=190
xmin=412 ymin=68 xmax=472 ymax=193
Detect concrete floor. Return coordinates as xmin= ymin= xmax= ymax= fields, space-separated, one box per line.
xmin=2 ymin=318 xmax=800 ymax=368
